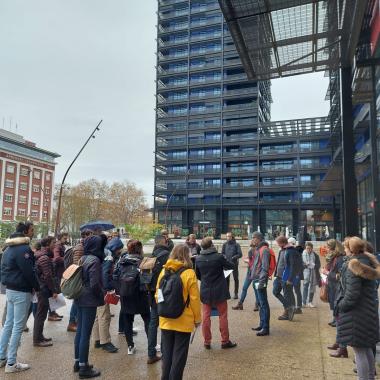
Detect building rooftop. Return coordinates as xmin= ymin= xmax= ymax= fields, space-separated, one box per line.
xmin=0 ymin=129 xmax=60 ymax=164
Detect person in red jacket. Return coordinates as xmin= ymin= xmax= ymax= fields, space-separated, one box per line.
xmin=33 ymin=236 xmax=59 ymax=347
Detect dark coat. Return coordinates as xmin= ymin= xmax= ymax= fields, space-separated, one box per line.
xmin=53 ymin=241 xmax=65 ymax=280
xmin=250 ymin=242 xmax=270 ymax=288
xmin=186 ymin=242 xmax=201 ymax=257
xmin=119 ymin=254 xmax=150 ymax=315
xmin=35 ymin=248 xmax=58 ymax=296
xmin=75 ymin=236 xmax=105 ymax=308
xmin=0 ymin=235 xmax=39 ymax=293
xmin=284 ymin=245 xmax=302 ymax=283
xmin=336 ymin=253 xmax=380 ymax=348
xmin=195 ymin=247 xmax=235 ymax=305
xmin=222 ymin=239 xmax=242 ymax=263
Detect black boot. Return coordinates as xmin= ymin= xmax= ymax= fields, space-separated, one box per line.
xmin=79 ymin=365 xmax=101 ymax=379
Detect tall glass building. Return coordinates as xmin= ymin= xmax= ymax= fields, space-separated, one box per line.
xmin=154 ymin=0 xmax=334 ymax=239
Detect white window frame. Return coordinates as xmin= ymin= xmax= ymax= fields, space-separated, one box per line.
xmin=5 ymin=180 xmax=14 ymax=189
xmin=18 ymin=209 xmax=26 ymax=217
xmin=33 ymin=185 xmax=40 ymax=193
xmin=45 ymin=173 xmax=51 ymax=181
xmin=6 ymin=165 xmax=15 ymax=174
xmin=32 ymin=198 xmax=40 ymax=206
xmin=20 ymin=182 xmax=27 ymax=191
xmin=31 ymin=210 xmax=39 ymax=218
xmin=4 ymin=194 xmax=13 ymax=202
xmin=20 ymin=168 xmax=29 ymax=176
xmin=19 ymin=195 xmax=27 ymax=204
xmin=34 ymin=171 xmax=41 ymax=180
xmin=3 ymin=208 xmax=12 ymax=216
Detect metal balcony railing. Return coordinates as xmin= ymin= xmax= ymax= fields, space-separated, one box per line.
xmin=190 ymin=4 xmax=220 ymax=14
xmin=260 ymin=164 xmax=297 ymax=171
xmin=158 ymin=23 xmax=189 ymax=34
xmin=223 ymin=103 xmax=255 ymax=112
xmin=260 ymin=148 xmax=297 ymax=155
xmin=159 ymin=9 xmax=189 ymax=20
xmin=223 ymin=150 xmax=257 ymax=157
xmin=224 ymin=87 xmax=257 ymax=96
xmin=159 ymin=0 xmax=187 ymax=6
xmin=223 ymin=198 xmax=257 ymax=205
xmin=224 ymin=134 xmax=257 ymax=142
xmin=188 ymin=137 xmax=221 ymax=145
xmin=224 ymin=167 xmax=257 ymax=173
xmin=223 ymin=183 xmax=256 ymax=189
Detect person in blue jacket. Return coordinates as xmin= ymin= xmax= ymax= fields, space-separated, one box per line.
xmin=0 ymin=222 xmax=39 ymax=374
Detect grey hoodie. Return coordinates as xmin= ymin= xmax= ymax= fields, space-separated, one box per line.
xmin=250 ymin=241 xmax=270 ymax=288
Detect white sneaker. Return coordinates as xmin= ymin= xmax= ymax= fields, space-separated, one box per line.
xmin=156 ymin=344 xmax=161 ymax=352
xmin=308 ymin=303 xmax=316 ymax=308
xmin=0 ymin=358 xmax=6 ymax=368
xmin=128 ymin=346 xmax=136 ymax=355
xmin=5 ymin=362 xmax=30 ymax=373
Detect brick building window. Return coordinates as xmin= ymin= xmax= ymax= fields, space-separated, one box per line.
xmin=5 ymin=180 xmax=14 ymax=188
xmin=19 ymin=195 xmax=27 ymax=204
xmin=33 ymin=185 xmax=39 ymax=192
xmin=6 ymin=165 xmax=15 ymax=174
xmin=31 ymin=210 xmax=39 ymax=218
xmin=3 ymin=208 xmax=12 ymax=216
xmin=46 ymin=173 xmax=51 ymax=181
xmin=34 ymin=171 xmax=41 ymax=180
xmin=4 ymin=194 xmax=13 ymax=202
xmin=43 ymin=211 xmax=48 ymax=218
xmin=20 ymin=168 xmax=29 ymax=176
xmin=32 ymin=198 xmax=40 ymax=206
xmin=18 ymin=209 xmax=26 ymax=217
xmin=45 ymin=187 xmax=50 ymax=195
xmin=20 ymin=182 xmax=27 ymax=191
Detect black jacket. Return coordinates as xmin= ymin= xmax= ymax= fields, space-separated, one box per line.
xmin=336 ymin=253 xmax=380 ymax=348
xmin=195 ymin=247 xmax=234 ymax=305
xmin=75 ymin=236 xmax=105 ymax=308
xmin=150 ymin=244 xmax=170 ymax=291
xmin=222 ymin=239 xmax=242 ymax=263
xmin=119 ymin=254 xmax=150 ymax=315
xmin=0 ymin=235 xmax=39 ymax=293
xmin=284 ymin=245 xmax=303 ymax=283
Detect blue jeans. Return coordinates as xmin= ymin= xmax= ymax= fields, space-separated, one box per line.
xmin=148 ymin=299 xmax=159 ymax=358
xmin=0 ymin=289 xmax=31 ymax=364
xmin=272 ymin=277 xmax=286 ymax=307
xmin=69 ymin=302 xmax=78 ymax=324
xmin=74 ymin=306 xmax=97 ymax=364
xmin=256 ymin=286 xmax=270 ymax=331
xmin=239 ymin=271 xmax=257 ymax=304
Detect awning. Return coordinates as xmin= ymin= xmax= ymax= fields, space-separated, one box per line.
xmin=218 ymin=0 xmax=369 ymax=80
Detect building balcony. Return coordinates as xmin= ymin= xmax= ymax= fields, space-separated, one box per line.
xmin=260 ymin=181 xmax=298 ymax=188
xmin=190 ymin=33 xmax=222 ymax=43
xmin=224 ymin=167 xmax=257 ymax=174
xmin=299 ymin=163 xmax=330 ymax=170
xmin=223 ymin=103 xmax=255 ymax=112
xmin=159 ymin=0 xmax=187 ymax=7
xmin=223 ymin=183 xmax=257 ymax=189
xmin=158 ymin=37 xmax=189 ymax=48
xmin=224 ymin=134 xmax=257 ymax=143
xmin=190 ymin=4 xmax=220 ymax=15
xmin=260 ymin=147 xmax=297 ymax=156
xmin=223 ymin=118 xmax=257 ymax=128
xmin=223 ymin=73 xmax=248 ymax=82
xmin=223 ymin=87 xmax=258 ymax=97
xmin=159 ymin=9 xmax=189 ymax=20
xmin=260 ymin=164 xmax=297 ymax=172
xmin=157 ymin=65 xmax=188 ymax=77
xmin=189 ymin=153 xmax=221 ymax=160
xmin=189 ymin=168 xmax=221 ymax=175
xmin=156 ymin=124 xmax=187 ymax=133
xmin=223 ymin=150 xmax=257 ymax=158
xmin=188 ymin=137 xmax=221 ymax=146
xmin=223 ymin=198 xmax=258 ymax=205
xmin=157 ymin=139 xmax=186 ymax=147
xmin=190 ymin=17 xmax=222 ymax=28
xmin=158 ymin=23 xmax=189 ymax=35
xmin=190 ymin=107 xmax=221 ymax=115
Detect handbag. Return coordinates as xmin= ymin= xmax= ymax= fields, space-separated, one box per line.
xmin=139 ymin=257 xmax=157 ymax=287
xmin=104 ymin=291 xmax=120 ymax=305
xmin=320 ymin=284 xmax=328 ymax=303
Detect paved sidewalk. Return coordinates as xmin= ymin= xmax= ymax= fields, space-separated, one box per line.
xmin=0 ymin=266 xmax=359 ymax=379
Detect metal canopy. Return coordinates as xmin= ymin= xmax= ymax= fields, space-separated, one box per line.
xmin=218 ymin=0 xmax=367 ymax=80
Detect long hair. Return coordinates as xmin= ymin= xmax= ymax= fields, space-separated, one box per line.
xmin=169 ymin=244 xmax=193 ymax=269
xmin=326 ymin=239 xmax=344 ymax=257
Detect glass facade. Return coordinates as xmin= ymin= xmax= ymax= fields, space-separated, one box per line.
xmin=154 ymin=1 xmax=333 ymax=238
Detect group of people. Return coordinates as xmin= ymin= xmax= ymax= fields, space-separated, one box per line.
xmin=0 ymin=222 xmax=379 ymax=380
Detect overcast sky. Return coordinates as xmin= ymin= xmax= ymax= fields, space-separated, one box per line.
xmin=0 ymin=1 xmax=329 ymax=206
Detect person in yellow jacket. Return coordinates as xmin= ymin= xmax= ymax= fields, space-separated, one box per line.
xmin=156 ymin=244 xmax=201 ymax=380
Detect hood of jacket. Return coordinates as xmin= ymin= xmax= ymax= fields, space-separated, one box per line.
xmin=35 ymin=247 xmax=53 ymax=260
xmin=83 ymin=235 xmax=105 ymax=262
xmin=105 ymin=237 xmax=123 ymax=254
xmin=5 ymin=236 xmax=30 ymax=247
xmin=163 ymin=258 xmax=185 ymax=272
xmin=119 ymin=253 xmax=141 ymax=266
xmin=200 ymin=246 xmax=218 ymax=256
xmin=348 ymin=252 xmax=380 ymax=281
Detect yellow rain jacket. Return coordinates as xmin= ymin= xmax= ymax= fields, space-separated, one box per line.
xmin=156 ymin=259 xmax=201 ymax=333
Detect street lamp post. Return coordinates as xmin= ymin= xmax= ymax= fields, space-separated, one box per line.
xmin=55 ymin=120 xmax=102 ymax=235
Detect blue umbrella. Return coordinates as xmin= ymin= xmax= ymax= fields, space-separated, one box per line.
xmin=80 ymin=220 xmax=115 ymax=232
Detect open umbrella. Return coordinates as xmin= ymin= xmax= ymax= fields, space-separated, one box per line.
xmin=80 ymin=220 xmax=115 ymax=232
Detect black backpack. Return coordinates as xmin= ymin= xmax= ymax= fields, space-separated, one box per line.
xmin=118 ymin=257 xmax=140 ymax=297
xmin=157 ymin=267 xmax=190 ymax=319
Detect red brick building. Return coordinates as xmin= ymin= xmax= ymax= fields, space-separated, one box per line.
xmin=0 ymin=129 xmax=60 ymax=223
